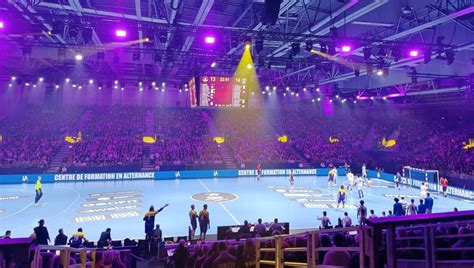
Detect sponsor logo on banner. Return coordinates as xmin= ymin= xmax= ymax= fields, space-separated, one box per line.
xmin=175 ymin=172 xmax=181 ymax=178
xmin=54 ymin=172 xmax=154 ymax=182
xmin=214 ymin=171 xmax=219 ymax=177
xmin=302 ymin=203 xmax=358 ymax=209
xmin=85 ymin=194 xmax=143 ymax=202
xmin=22 ymin=176 xmax=29 ymax=182
xmin=81 ymin=199 xmax=141 ymax=207
xmin=77 ymin=205 xmax=141 ymax=214
xmin=73 ymin=211 xmax=140 ymax=223
xmin=0 ymin=196 xmax=25 ymax=201
xmin=239 ymin=169 xmax=317 ymax=176
xmin=89 ymin=190 xmax=142 ymax=197
xmin=192 ymin=192 xmax=238 ymax=202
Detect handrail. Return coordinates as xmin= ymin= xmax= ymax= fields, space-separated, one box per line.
xmin=32 ymin=245 xmax=96 ymax=268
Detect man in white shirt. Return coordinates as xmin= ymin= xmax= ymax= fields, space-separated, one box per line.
xmin=342 ymin=212 xmax=352 ymax=227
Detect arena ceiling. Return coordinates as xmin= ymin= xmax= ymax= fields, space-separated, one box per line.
xmin=0 ymin=0 xmax=473 ymax=98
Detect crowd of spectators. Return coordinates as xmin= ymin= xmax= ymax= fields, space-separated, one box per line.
xmin=0 ymin=105 xmax=472 ymax=188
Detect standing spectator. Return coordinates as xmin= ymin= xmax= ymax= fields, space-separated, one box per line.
xmin=34 ymin=219 xmax=50 ymax=245
xmin=199 ymin=204 xmax=210 ymax=241
xmin=425 ymin=193 xmax=434 ymax=214
xmin=357 ymin=200 xmax=368 ymax=225
xmin=342 ymin=212 xmax=352 ymax=227
xmin=98 ymin=228 xmax=112 ymax=244
xmin=407 ymin=199 xmax=418 ymax=215
xmin=54 ymin=229 xmax=67 ymax=246
xmin=318 ymin=211 xmax=332 ymax=229
xmin=418 ymin=200 xmax=427 ymax=214
xmin=269 ymin=218 xmax=284 ymax=235
xmin=254 ymin=218 xmax=266 ymax=237
xmin=393 ymin=198 xmax=404 ymax=216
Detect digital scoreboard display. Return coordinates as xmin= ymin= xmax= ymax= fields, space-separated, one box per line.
xmin=199 ymin=76 xmax=248 ymax=108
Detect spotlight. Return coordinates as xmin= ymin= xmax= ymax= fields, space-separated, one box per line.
xmin=139 ymin=88 xmax=143 ymax=91
xmin=98 ymin=86 xmax=102 ymax=90
xmin=38 ymin=77 xmax=44 ymax=82
xmin=78 ymin=86 xmax=82 ymax=89
xmin=204 ymin=36 xmax=215 ymax=44
xmin=376 ymin=69 xmax=384 ymax=76
xmin=303 ymin=88 xmax=307 ymax=92
xmin=246 ymin=64 xmax=252 ymax=69
xmin=179 ymin=89 xmax=182 ymax=93
xmin=151 ymin=81 xmax=156 ymax=86
xmin=8 ymin=84 xmax=12 ymax=87
xmin=265 ymin=86 xmax=270 ymax=91
xmin=286 ymin=87 xmax=290 ymax=91
xmin=121 ymin=87 xmax=124 ymax=91
xmin=409 ymin=50 xmax=420 ymax=57
xmin=335 ymin=95 xmax=340 ymax=99
xmin=114 ymin=85 xmax=118 ymax=89
xmin=11 ymin=76 xmax=16 ymax=80
xmin=370 ymin=96 xmax=374 ymax=100
xmin=25 ymin=83 xmax=30 ymax=86
xmin=138 ymin=81 xmax=143 ymax=86
xmin=115 ymin=29 xmax=127 ymax=37
xmin=341 ymin=45 xmax=352 ymax=53
xmin=316 ymin=88 xmax=320 ymax=92
xmin=245 ymin=43 xmax=251 ymax=50
xmin=353 ymin=100 xmax=357 ymax=104
xmin=272 ymin=86 xmax=277 ymax=90
xmin=55 ymin=85 xmax=59 ymax=89
xmin=329 ymin=99 xmax=333 ymax=103
xmin=211 ymin=62 xmax=216 ymax=68
xmin=89 ymin=79 xmax=94 ymax=84
xmin=185 ymin=88 xmax=188 ymax=92
xmin=383 ymin=96 xmax=387 ymax=100
xmin=33 ymin=84 xmax=36 ymax=88
xmin=161 ymin=88 xmax=165 ymax=92
xmin=159 ymin=32 xmax=167 ymax=43
xmin=320 ymin=44 xmax=327 ymax=54
xmin=0 ymin=21 xmax=4 ymax=29
xmin=75 ymin=54 xmax=83 ymax=61
xmin=72 ymin=84 xmax=77 ymax=88
xmin=317 ymin=97 xmax=321 ymax=102
xmin=114 ymin=80 xmax=119 ymax=85
xmin=162 ymin=82 xmax=166 ymax=87
xmin=312 ymin=99 xmax=315 ymax=103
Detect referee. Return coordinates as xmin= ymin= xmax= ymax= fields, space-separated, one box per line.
xmin=34 ymin=176 xmax=43 ymax=205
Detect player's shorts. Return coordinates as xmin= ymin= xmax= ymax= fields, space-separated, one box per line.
xmin=328 ymin=175 xmax=334 ymax=181
xmin=191 ymin=221 xmax=197 ymax=231
xmin=338 ymin=196 xmax=346 ymax=203
xmin=442 ymin=186 xmax=447 ymax=192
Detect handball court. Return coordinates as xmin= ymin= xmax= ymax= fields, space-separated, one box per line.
xmin=1 ymin=176 xmax=472 ymax=240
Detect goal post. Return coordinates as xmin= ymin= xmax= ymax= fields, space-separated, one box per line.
xmin=402 ymin=166 xmax=440 ymax=191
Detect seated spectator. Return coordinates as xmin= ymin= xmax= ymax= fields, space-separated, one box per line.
xmin=318 ymin=211 xmax=332 ymax=229
xmin=254 ymin=218 xmax=266 ymax=237
xmin=342 ymin=212 xmax=352 ymax=227
xmin=173 ymin=240 xmax=189 ymax=268
xmin=0 ymin=230 xmax=11 ymax=239
xmin=323 ymin=233 xmax=351 ymax=267
xmin=213 ymin=241 xmax=237 ymax=268
xmin=239 ymin=220 xmax=251 ymax=238
xmin=269 ymin=218 xmax=284 ymax=235
xmin=203 ymin=242 xmax=220 ymax=267
xmin=99 ymin=228 xmax=112 ymax=244
xmin=54 ymin=228 xmax=68 ymax=246
xmin=69 ymin=228 xmax=87 ymax=248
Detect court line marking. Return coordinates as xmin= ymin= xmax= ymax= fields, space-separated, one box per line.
xmin=198 ymin=179 xmax=241 ymax=225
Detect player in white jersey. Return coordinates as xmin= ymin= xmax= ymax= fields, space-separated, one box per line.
xmin=419 ymin=182 xmax=428 ymax=199
xmin=347 ymin=172 xmax=355 ymax=190
xmin=357 ymin=176 xmax=364 ymax=198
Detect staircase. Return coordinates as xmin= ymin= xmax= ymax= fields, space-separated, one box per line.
xmin=47 ymin=145 xmax=70 ymax=173
xmin=142 ymin=109 xmax=156 ymax=171
xmin=47 ymin=110 xmax=93 ymax=173
xmin=203 ymin=111 xmax=238 ymax=169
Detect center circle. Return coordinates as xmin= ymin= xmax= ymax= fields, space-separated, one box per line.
xmin=192 ymin=192 xmax=238 ymax=202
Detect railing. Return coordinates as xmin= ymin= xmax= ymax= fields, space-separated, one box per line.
xmin=32 ymin=245 xmax=96 ymax=268
xmin=255 ymin=226 xmax=368 ymax=268
xmin=367 ymin=210 xmax=474 ymax=268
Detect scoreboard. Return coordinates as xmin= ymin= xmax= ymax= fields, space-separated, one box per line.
xmin=196 ymin=76 xmax=248 ymax=108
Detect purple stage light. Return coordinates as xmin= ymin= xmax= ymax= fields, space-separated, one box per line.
xmin=116 ymin=30 xmax=127 ymax=37
xmin=409 ymin=50 xmax=420 ymax=57
xmin=341 ymin=45 xmax=352 ymax=52
xmin=0 ymin=21 xmax=4 ymax=29
xmin=204 ymin=36 xmax=215 ymax=44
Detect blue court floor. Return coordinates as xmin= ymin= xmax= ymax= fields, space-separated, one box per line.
xmin=1 ymin=176 xmax=472 ymax=241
